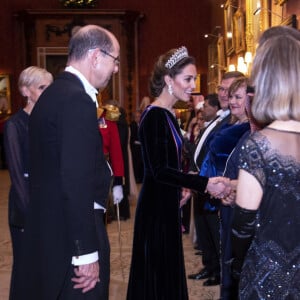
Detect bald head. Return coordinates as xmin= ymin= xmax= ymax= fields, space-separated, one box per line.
xmin=68 ymin=25 xmax=119 ymax=63
xmin=66 ymin=24 xmax=120 ymax=90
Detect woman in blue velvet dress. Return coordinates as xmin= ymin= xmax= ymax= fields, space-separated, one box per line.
xmin=126 ymin=47 xmax=230 ymax=300
xmin=216 ymin=77 xmax=252 ymax=299
xmin=200 ymin=76 xmax=250 ymax=180
xmin=198 ymin=77 xmax=249 ymax=292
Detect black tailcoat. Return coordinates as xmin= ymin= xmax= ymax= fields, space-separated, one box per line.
xmin=15 ymin=72 xmax=111 ymax=299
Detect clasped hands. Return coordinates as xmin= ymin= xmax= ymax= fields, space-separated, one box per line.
xmin=206 ymin=176 xmax=232 ymax=199
xmin=179 ymin=176 xmax=233 ymax=208
xmin=72 ymin=261 xmax=100 ymax=293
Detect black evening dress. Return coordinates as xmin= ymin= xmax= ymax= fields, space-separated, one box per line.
xmin=238 ymin=129 xmax=300 ymax=299
xmin=127 ymin=106 xmax=209 ymax=300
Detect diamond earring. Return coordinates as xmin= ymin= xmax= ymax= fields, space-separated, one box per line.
xmin=168 ymin=84 xmax=173 ymax=95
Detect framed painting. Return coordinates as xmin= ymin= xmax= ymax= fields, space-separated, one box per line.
xmin=224 ymin=0 xmax=235 ymax=55
xmin=207 ymin=35 xmax=228 ymax=93
xmin=0 ymin=75 xmax=11 ymax=114
xmin=37 ymin=47 xmax=115 ymax=102
xmin=234 ymin=9 xmax=246 ymax=54
xmin=281 ymin=14 xmax=297 ymax=28
xmin=278 ymin=0 xmax=288 ymax=5
xmin=217 ymin=36 xmax=226 ymax=70
xmin=37 ymin=47 xmax=68 ymax=78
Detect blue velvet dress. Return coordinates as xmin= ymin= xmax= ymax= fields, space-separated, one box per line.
xmin=221 ymin=129 xmax=250 ymax=299
xmin=127 ymin=106 xmax=209 ymax=300
xmin=200 ymin=122 xmax=250 ymax=211
xmin=200 ymin=122 xmax=250 ymax=178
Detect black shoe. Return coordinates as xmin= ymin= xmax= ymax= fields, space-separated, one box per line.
xmin=188 ymin=268 xmax=211 ymax=280
xmin=203 ymin=276 xmax=220 ymax=286
xmin=195 ymin=250 xmax=203 ymax=256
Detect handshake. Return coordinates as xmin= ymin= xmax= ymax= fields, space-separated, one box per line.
xmin=206 ymin=177 xmax=233 ymax=200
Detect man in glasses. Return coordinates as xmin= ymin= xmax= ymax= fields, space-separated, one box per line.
xmin=15 ymin=25 xmax=120 ymax=300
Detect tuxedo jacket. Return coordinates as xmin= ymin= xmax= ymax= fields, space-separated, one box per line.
xmin=194 ymin=113 xmax=231 ymax=170
xmin=16 ymin=72 xmax=112 ymax=299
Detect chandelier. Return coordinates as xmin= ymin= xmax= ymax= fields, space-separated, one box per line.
xmin=60 ymin=0 xmax=98 ymax=8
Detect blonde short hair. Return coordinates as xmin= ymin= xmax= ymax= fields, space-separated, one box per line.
xmin=18 ymin=66 xmax=53 ymax=94
xmin=251 ymin=35 xmax=300 ymax=125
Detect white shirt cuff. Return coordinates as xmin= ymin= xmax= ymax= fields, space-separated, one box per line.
xmin=72 ymin=251 xmax=99 ymax=266
xmin=94 ymin=202 xmax=106 ymax=211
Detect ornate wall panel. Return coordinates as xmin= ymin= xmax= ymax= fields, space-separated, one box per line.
xmin=17 ymin=9 xmax=143 ymax=120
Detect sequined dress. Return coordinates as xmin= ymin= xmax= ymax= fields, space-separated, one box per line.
xmin=238 ymin=128 xmax=300 ymax=299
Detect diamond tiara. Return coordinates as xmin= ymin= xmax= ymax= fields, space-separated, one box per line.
xmin=165 ymin=46 xmax=189 ymax=69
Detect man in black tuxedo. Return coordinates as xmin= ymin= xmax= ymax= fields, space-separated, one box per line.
xmin=188 ymin=71 xmax=243 ymax=287
xmin=15 ymin=25 xmax=120 ymax=300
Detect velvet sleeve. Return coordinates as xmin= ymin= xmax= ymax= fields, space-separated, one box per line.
xmin=140 ymin=108 xmax=208 ymax=192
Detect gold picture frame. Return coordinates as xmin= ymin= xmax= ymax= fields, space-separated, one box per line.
xmin=217 ymin=36 xmax=226 ymax=70
xmin=208 ymin=42 xmax=219 ymax=93
xmin=234 ymin=9 xmax=246 ymax=54
xmin=224 ymin=0 xmax=235 ymax=55
xmin=0 ymin=74 xmax=11 ymax=115
xmin=207 ymin=36 xmax=226 ymax=93
xmin=278 ymin=0 xmax=288 ymax=5
xmin=280 ymin=14 xmax=297 ymax=28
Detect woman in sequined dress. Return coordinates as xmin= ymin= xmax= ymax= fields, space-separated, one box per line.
xmin=231 ymin=33 xmax=300 ymax=299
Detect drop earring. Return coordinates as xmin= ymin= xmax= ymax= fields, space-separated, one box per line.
xmin=168 ymin=84 xmax=173 ymax=95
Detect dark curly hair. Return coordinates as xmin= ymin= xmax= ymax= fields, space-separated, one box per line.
xmin=149 ymin=48 xmax=195 ymax=98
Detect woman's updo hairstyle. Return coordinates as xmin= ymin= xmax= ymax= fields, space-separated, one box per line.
xmin=149 ymin=47 xmax=195 ymax=98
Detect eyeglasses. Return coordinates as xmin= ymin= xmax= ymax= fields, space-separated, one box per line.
xmin=217 ymin=86 xmax=229 ymax=94
xmin=100 ymin=49 xmax=120 ymax=65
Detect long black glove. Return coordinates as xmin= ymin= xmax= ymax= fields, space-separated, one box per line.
xmin=231 ymin=204 xmax=258 ymax=280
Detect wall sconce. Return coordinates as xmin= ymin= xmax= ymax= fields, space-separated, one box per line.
xmin=226 ymin=32 xmax=233 ymax=39
xmin=235 ymin=51 xmax=253 ymax=75
xmin=220 ymin=3 xmax=238 ymax=9
xmin=204 ymin=33 xmax=220 ymax=38
xmin=253 ymin=7 xmax=282 ymax=20
xmin=210 ymin=64 xmax=226 ymax=71
xmin=244 ymin=52 xmax=252 ymax=64
xmin=228 ymin=64 xmax=236 ymax=71
xmin=204 ymin=26 xmax=222 ymax=39
xmin=237 ymin=57 xmax=247 ymax=74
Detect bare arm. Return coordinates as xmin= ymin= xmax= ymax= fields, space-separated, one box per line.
xmin=236 ymin=169 xmax=263 ymax=210
xmin=231 ymin=169 xmax=262 ymax=279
